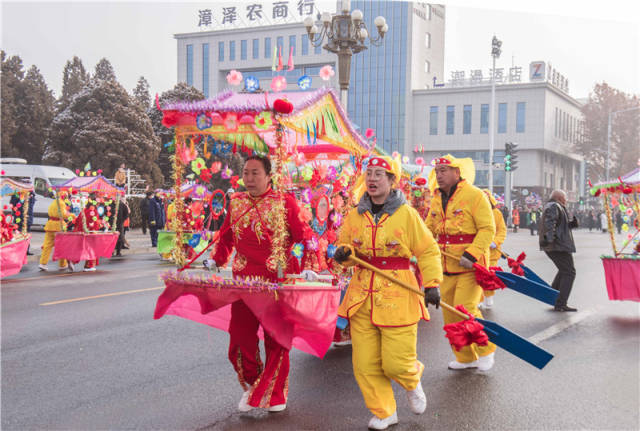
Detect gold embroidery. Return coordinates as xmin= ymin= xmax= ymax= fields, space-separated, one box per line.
xmin=236 ymin=349 xmax=248 ymax=391
xmin=260 ymin=350 xmax=285 ymax=408
xmin=232 ymin=253 xmax=247 ymax=272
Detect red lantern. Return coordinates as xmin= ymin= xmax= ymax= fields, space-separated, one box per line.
xmin=273 ymin=98 xmax=294 ymax=114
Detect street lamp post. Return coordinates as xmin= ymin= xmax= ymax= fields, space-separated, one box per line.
xmin=606 ymin=106 xmax=640 ymax=180
xmin=488 ymin=35 xmax=502 ymax=194
xmin=304 ymin=0 xmax=388 ymax=109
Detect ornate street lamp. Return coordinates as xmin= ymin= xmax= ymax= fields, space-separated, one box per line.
xmin=303 ymin=0 xmax=388 ymax=108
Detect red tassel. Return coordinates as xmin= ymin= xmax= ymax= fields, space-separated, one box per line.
xmin=443 ymin=305 xmax=489 ymax=351
xmin=321 ymin=115 xmax=326 ymax=136
xmin=474 ymin=263 xmax=506 ymax=291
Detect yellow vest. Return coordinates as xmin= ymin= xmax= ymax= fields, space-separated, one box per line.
xmin=337 ymin=202 xmax=442 ymax=326
xmin=426 ymin=180 xmax=495 ymax=273
xmin=44 ymin=199 xmax=71 ymax=232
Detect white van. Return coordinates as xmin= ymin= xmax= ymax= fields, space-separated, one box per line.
xmin=0 ymin=159 xmax=77 ymax=228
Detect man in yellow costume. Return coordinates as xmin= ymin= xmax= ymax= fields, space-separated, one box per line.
xmin=425 ymin=155 xmax=497 ymax=371
xmin=333 ymin=156 xmax=442 ymax=430
xmin=38 ymin=192 xmax=74 ymax=272
xmin=479 ymin=189 xmax=507 ymax=309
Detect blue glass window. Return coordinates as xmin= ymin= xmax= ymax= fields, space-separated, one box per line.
xmin=498 ymin=103 xmax=507 ymax=133
xmin=252 ymin=39 xmax=259 ymax=59
xmin=429 ymin=106 xmax=438 ymax=135
xmin=446 ymin=105 xmax=454 ymax=135
xmin=218 ymin=41 xmax=224 ymax=61
xmin=302 ymin=34 xmax=309 ymax=55
xmin=289 ymin=35 xmax=296 ymax=56
xmin=314 ymin=37 xmax=322 ymax=54
xmin=277 ymin=36 xmax=283 ymax=53
xmin=229 ymin=41 xmax=236 ymax=61
xmin=480 ymin=104 xmax=489 ymax=134
xmin=463 ymin=105 xmax=471 ymax=134
xmin=186 ymin=44 xmax=193 ymax=86
xmin=241 ymin=40 xmax=247 ymax=60
xmin=202 ymin=43 xmax=209 ymax=97
xmin=516 ymin=102 xmax=526 ymax=133
xmin=264 ymin=37 xmax=271 ymax=58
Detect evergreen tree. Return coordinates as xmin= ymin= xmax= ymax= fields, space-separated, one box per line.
xmin=1 ymin=51 xmax=25 ymax=158
xmin=11 ymin=66 xmax=55 ymax=163
xmin=148 ymin=83 xmax=205 ymax=183
xmin=132 ymin=76 xmax=151 ymax=110
xmin=576 ymin=82 xmax=640 ymax=180
xmin=93 ymin=58 xmax=116 ymax=82
xmin=44 ymin=79 xmax=163 ymax=186
xmin=60 ymin=56 xmax=89 ymax=110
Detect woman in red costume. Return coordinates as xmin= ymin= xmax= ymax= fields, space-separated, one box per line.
xmin=203 ymin=155 xmax=317 ymax=413
xmin=72 ymin=193 xmax=107 ymax=271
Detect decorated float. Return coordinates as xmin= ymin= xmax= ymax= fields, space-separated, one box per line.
xmin=0 ymin=178 xmax=33 ymax=278
xmin=589 ymin=167 xmax=640 ymax=301
xmin=51 ymin=173 xmax=123 ymax=264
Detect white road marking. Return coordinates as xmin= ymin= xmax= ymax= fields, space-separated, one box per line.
xmin=528 ymin=306 xmax=601 ymax=344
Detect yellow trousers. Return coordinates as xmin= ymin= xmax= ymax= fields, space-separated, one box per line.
xmin=39 ymin=232 xmax=67 ymax=268
xmin=351 ymin=298 xmax=424 ymax=419
xmin=441 ymin=272 xmax=496 ymax=363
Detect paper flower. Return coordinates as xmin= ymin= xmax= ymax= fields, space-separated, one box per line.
xmin=622 ymin=223 xmax=629 ymax=232
xmin=298 ymin=75 xmax=312 ymax=90
xmin=191 ymin=158 xmax=206 ymax=175
xmin=196 ymin=112 xmax=212 ymax=130
xmin=226 ymin=70 xmax=243 ymax=86
xmin=223 ymin=113 xmax=239 ymax=132
xmin=301 ymin=188 xmax=313 ymax=203
xmin=199 ymin=168 xmax=212 ymax=183
xmin=291 ymin=243 xmax=304 ymax=259
xmin=221 ymin=165 xmax=232 ymax=179
xmin=255 ymin=111 xmax=273 ymax=130
xmin=307 ymin=236 xmax=319 ymax=251
xmin=626 ymin=208 xmax=634 ymax=216
xmin=209 ymin=161 xmax=221 ymax=174
xmin=415 ymin=157 xmax=425 ymax=166
xmin=319 ymin=65 xmax=335 ymax=81
xmin=271 ymin=76 xmax=287 ymax=92
xmin=193 ymin=185 xmax=208 ymax=199
xmin=230 ymin=175 xmax=240 ymax=189
xmin=326 ymin=244 xmax=337 ymax=258
xmin=365 ymin=128 xmax=375 ymax=139
xmin=299 ymin=205 xmax=312 ymax=223
xmin=244 ymin=76 xmax=260 ymax=92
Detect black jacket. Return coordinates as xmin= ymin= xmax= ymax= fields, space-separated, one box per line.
xmin=539 ymin=200 xmax=577 ymax=253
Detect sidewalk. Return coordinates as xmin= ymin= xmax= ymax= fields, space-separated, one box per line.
xmin=27 ymin=229 xmax=158 ymax=263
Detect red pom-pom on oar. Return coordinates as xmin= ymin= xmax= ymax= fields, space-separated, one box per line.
xmin=507 ymin=252 xmax=526 ymax=276
xmin=443 ymin=305 xmax=490 ymax=351
xmin=474 ymin=262 xmax=506 ymax=291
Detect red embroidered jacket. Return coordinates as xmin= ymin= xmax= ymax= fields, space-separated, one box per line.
xmin=73 ymin=206 xmax=104 ymax=232
xmin=211 ymin=188 xmax=314 ymax=281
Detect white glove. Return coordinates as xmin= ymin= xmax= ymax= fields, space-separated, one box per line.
xmin=203 ymin=259 xmax=218 ymax=272
xmin=490 ymin=242 xmax=497 ymax=249
xmin=301 ymin=269 xmax=319 ymax=282
xmin=459 ymin=256 xmax=474 ymax=269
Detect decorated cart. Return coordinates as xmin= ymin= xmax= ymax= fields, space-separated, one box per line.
xmin=0 ymin=178 xmax=33 ymax=278
xmin=153 ymin=85 xmax=372 ymax=357
xmin=589 ymin=167 xmax=640 ymax=301
xmin=51 ymin=174 xmax=123 ymax=264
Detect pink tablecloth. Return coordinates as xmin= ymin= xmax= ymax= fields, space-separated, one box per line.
xmin=154 ymin=276 xmax=340 ymax=358
xmin=0 ymin=234 xmax=30 ymax=278
xmin=602 ymin=258 xmax=640 ymax=302
xmin=53 ymin=232 xmax=119 ymax=262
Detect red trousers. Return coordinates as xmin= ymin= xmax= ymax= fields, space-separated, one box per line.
xmin=228 ymin=300 xmax=290 ymax=408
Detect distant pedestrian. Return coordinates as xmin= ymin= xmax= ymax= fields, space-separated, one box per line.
xmin=140 ymin=194 xmax=150 ymax=235
xmin=148 ymin=192 xmax=164 ymax=247
xmin=539 ymin=189 xmax=579 ymax=312
xmin=113 ymin=197 xmax=130 ymax=257
xmin=600 ymin=212 xmax=608 ymax=233
xmin=529 ymin=209 xmax=538 ymax=235
xmin=615 ymin=210 xmax=623 ymax=234
xmin=512 ymin=207 xmax=520 ymax=233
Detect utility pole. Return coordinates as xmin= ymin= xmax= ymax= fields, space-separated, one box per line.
xmin=488 ymin=36 xmax=502 ymax=193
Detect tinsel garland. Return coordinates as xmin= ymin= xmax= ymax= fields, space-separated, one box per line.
xmin=267 ymin=121 xmax=289 ymax=277
xmin=171 ymin=136 xmax=187 ymax=267
xmin=21 ymin=192 xmax=29 ymax=235
xmin=111 ymin=194 xmax=121 ymax=233
xmin=161 ymin=270 xmax=281 ymax=294
xmin=603 ymin=192 xmax=618 ymax=255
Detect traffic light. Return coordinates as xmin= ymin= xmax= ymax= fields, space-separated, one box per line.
xmin=504 ymin=142 xmax=519 ymax=171
xmin=579 ymin=196 xmax=585 ymax=205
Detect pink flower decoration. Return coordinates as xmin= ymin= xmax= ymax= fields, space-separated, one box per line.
xmin=415 ymin=157 xmax=425 ymax=166
xmin=270 ymin=76 xmax=287 ymax=92
xmin=392 ymin=151 xmax=399 ymax=159
xmin=402 ymin=156 xmax=410 ymax=164
xmin=224 ymin=113 xmax=239 ymax=131
xmin=226 ymin=70 xmax=243 ymax=86
xmin=628 ymin=233 xmax=634 ymax=240
xmin=626 ymin=208 xmax=634 ymax=216
xmin=319 ymin=65 xmax=335 ymax=81
xmin=365 ymin=128 xmax=375 ymax=139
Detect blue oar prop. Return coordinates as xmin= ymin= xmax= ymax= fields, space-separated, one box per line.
xmin=496 ymin=271 xmax=559 ymax=306
xmin=345 ymin=252 xmax=554 ymax=369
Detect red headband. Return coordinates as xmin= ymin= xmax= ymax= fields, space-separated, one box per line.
xmin=368 ymin=157 xmax=392 ymax=171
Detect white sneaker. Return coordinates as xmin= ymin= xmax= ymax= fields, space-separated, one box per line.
xmin=38 ymin=264 xmax=47 ymax=271
xmin=478 ymin=302 xmax=485 ymax=309
xmin=237 ymin=390 xmax=253 ymax=412
xmin=267 ymin=403 xmax=287 ymax=412
xmin=83 ymin=267 xmax=96 ymax=272
xmin=477 ymin=352 xmax=495 ymax=372
xmin=368 ymin=411 xmax=398 ymax=430
xmin=406 ymin=382 xmax=427 ymax=414
xmin=58 ymin=265 xmax=68 ymax=271
xmin=448 ymin=360 xmax=478 ymax=370
xmin=484 ymin=296 xmax=494 ymax=309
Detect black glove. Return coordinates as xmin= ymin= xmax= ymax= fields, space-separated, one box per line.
xmin=424 ymin=287 xmax=440 ymax=309
xmin=333 ymin=246 xmax=352 ymax=264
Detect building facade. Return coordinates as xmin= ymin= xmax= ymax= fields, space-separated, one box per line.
xmin=411 ymin=72 xmax=585 ymax=201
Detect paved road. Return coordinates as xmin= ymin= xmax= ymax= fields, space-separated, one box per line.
xmin=2 ymin=230 xmax=638 ymax=430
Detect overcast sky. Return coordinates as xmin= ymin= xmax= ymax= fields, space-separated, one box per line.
xmin=2 ymin=0 xmax=639 ymax=101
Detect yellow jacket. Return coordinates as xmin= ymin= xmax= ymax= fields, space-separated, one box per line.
xmin=490 ymin=207 xmax=507 ymax=263
xmin=166 ymin=202 xmax=175 ymax=229
xmin=337 ymin=191 xmax=442 ymax=327
xmin=426 ymin=180 xmax=495 ymax=274
xmin=44 ymin=199 xmax=72 ymax=232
